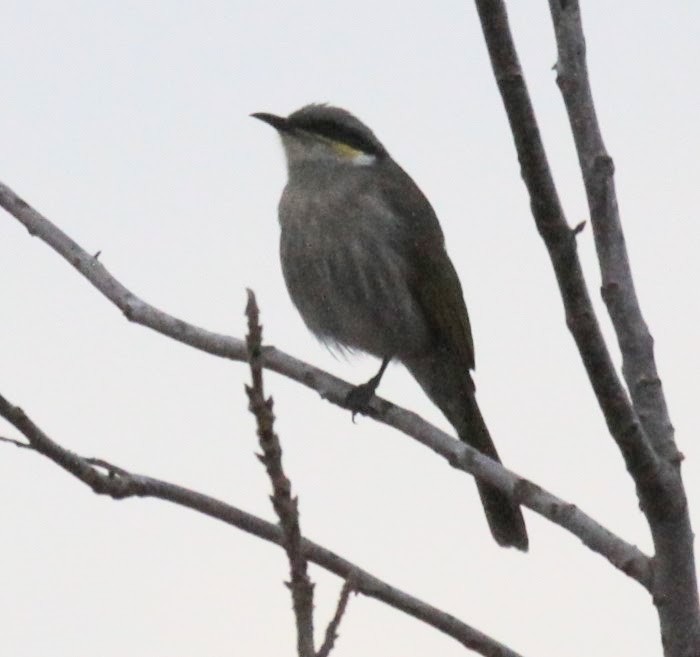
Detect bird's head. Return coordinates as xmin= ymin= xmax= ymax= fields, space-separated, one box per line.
xmin=252 ymin=104 xmax=387 ymax=170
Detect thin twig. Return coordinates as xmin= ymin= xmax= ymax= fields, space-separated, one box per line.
xmin=317 ymin=575 xmax=356 ymax=657
xmin=0 ymin=435 xmax=33 ymax=449
xmin=0 ymin=390 xmax=524 ymax=657
xmin=245 ymin=290 xmax=316 ymax=657
xmin=0 ymin=180 xmax=651 ymax=587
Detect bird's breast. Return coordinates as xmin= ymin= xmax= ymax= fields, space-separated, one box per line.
xmin=278 ymin=178 xmax=431 ymax=358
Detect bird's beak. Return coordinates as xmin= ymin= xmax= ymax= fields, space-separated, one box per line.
xmin=250 ymin=112 xmax=290 ymax=132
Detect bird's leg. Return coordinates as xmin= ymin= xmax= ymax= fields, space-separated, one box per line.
xmin=345 ymin=356 xmax=391 ymax=420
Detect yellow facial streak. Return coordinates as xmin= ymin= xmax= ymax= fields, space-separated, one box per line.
xmin=329 ymin=140 xmax=364 ymax=159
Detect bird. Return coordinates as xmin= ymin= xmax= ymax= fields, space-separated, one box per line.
xmin=252 ymin=104 xmax=528 ymax=550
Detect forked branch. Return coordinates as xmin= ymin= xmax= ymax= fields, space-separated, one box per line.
xmin=474 ymin=1 xmax=699 ymax=654
xmin=0 ymin=392 xmax=522 ymax=657
xmin=473 ymin=0 xmax=659 ymax=490
xmin=547 ymin=2 xmax=699 ymax=654
xmin=548 ymin=0 xmax=675 ymax=461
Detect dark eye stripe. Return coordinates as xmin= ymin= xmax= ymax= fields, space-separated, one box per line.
xmin=290 ymin=118 xmax=383 ymax=156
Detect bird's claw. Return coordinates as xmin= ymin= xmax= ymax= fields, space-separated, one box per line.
xmin=345 ymin=382 xmax=377 ymax=422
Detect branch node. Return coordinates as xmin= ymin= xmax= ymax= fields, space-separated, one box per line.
xmin=592 ymin=153 xmax=615 ymax=176
xmin=572 ymin=220 xmax=586 ymax=236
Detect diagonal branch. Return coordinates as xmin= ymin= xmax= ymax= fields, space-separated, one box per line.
xmin=0 ymin=391 xmax=524 ymax=657
xmin=547 ymin=0 xmax=676 ymax=462
xmin=0 ymin=180 xmax=652 ymax=588
xmin=0 ymin=181 xmax=246 ymax=363
xmin=472 ymin=0 xmax=660 ymax=509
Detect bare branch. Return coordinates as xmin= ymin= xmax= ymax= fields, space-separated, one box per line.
xmin=472 ymin=0 xmax=660 ymax=520
xmin=0 ymin=180 xmax=652 ymax=586
xmin=317 ymin=576 xmax=356 ymax=657
xmin=548 ymin=0 xmax=675 ymax=461
xmin=548 ymin=3 xmax=700 ymax=654
xmin=0 ymin=391 xmax=524 ymax=657
xmin=245 ymin=290 xmax=315 ymax=657
xmin=473 ymin=3 xmax=699 ymax=653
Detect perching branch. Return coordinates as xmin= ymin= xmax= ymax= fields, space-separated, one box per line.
xmin=547 ymin=2 xmax=699 ymax=654
xmin=0 ymin=392 xmax=524 ymax=657
xmin=0 ymin=180 xmax=651 ymax=588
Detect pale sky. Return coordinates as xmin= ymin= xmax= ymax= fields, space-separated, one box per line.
xmin=1 ymin=2 xmax=698 ymax=656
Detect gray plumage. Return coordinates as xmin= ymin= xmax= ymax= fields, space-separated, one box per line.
xmin=253 ymin=104 xmax=528 ymax=550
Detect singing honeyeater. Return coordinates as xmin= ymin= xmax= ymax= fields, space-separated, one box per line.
xmin=252 ymin=104 xmax=528 ymax=550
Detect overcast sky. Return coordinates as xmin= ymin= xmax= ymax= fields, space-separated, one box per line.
xmin=1 ymin=2 xmax=699 ymax=656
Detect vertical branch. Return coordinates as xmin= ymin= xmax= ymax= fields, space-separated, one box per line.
xmin=548 ymin=0 xmax=676 ymax=462
xmin=245 ymin=290 xmax=316 ymax=657
xmin=547 ymin=3 xmax=700 ymax=655
xmin=472 ymin=0 xmax=658 ymax=485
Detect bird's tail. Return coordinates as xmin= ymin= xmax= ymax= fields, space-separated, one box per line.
xmin=463 ymin=393 xmax=528 ymax=550
xmin=405 ymin=355 xmax=528 ymax=551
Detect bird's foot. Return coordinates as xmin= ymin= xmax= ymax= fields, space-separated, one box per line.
xmin=344 ymin=380 xmax=379 ymax=422
xmin=343 ymin=357 xmax=390 ymax=422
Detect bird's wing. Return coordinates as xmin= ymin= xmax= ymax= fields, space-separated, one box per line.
xmin=411 ymin=243 xmax=475 ymax=370
xmin=378 ymin=162 xmax=475 ymax=370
